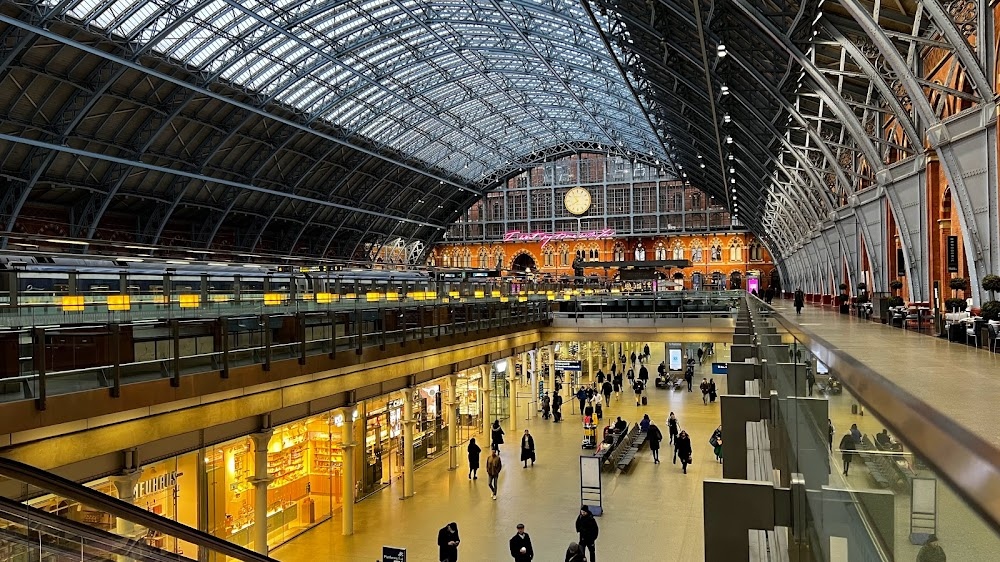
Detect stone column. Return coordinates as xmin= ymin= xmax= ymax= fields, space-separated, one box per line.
xmin=108 ymin=470 xmax=143 ymax=540
xmin=507 ymin=358 xmax=517 ymax=432
xmin=446 ymin=375 xmax=458 ymax=470
xmin=529 ymin=352 xmax=538 ymax=419
xmin=340 ymin=407 xmax=356 ymax=535
xmin=402 ymin=388 xmax=415 ymax=499
xmin=521 ymin=352 xmax=532 ymax=420
xmin=587 ymin=343 xmax=595 ymax=384
xmin=548 ymin=345 xmax=556 ymax=399
xmin=249 ymin=430 xmax=274 ymax=555
xmin=481 ymin=366 xmax=493 ymax=438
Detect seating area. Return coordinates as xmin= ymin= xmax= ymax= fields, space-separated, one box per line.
xmin=858 ymin=434 xmax=915 ymax=491
xmin=595 ymin=423 xmax=647 ymax=473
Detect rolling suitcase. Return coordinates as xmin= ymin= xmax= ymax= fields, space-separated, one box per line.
xmin=641 ymin=396 xmax=648 ymax=406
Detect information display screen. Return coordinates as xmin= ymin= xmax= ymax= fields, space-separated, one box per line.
xmin=669 ymin=348 xmax=683 ymax=371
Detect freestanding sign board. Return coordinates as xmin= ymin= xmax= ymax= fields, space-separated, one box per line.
xmin=383 ymin=546 xmax=407 ymax=561
xmin=579 ymin=455 xmax=603 ymax=516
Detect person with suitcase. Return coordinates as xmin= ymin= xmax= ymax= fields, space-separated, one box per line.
xmin=633 ymin=378 xmax=644 ymax=406
xmin=675 ymin=430 xmax=693 ymax=474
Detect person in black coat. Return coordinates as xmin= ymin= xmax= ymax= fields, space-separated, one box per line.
xmin=596 ymin=369 xmax=605 ymax=384
xmin=601 ymin=381 xmax=613 ymax=406
xmin=509 ymin=524 xmax=534 ymax=561
xmin=708 ymin=379 xmax=718 ymax=403
xmin=638 ymin=364 xmax=649 ymax=384
xmin=467 ymin=438 xmax=481 ymax=480
xmin=647 ymin=422 xmax=663 ymax=463
xmin=552 ymin=392 xmax=563 ymax=422
xmin=839 ymin=433 xmax=856 ymax=475
xmin=667 ymin=412 xmax=679 ymax=445
xmin=575 ymin=505 xmax=599 ymax=561
xmin=675 ymin=430 xmax=693 ymax=474
xmin=437 ymin=522 xmax=460 ymax=562
xmin=565 ymin=542 xmax=585 ymax=562
xmin=491 ymin=420 xmax=505 ymax=452
xmin=520 ymin=430 xmax=535 ymax=467
xmin=794 ymin=288 xmax=805 ymax=315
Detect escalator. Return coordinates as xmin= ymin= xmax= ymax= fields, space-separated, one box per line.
xmin=0 ymin=457 xmax=276 ymax=562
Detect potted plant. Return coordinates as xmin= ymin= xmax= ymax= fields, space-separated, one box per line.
xmin=888 ymin=295 xmax=904 ymax=307
xmin=949 ymin=277 xmax=967 ymax=298
xmin=837 ymin=292 xmax=850 ymax=314
xmin=890 ymin=280 xmax=903 ymax=296
xmin=982 ymin=300 xmax=1000 ymax=322
xmin=944 ymin=297 xmax=967 ymax=312
xmin=983 ymin=274 xmax=1000 ymax=301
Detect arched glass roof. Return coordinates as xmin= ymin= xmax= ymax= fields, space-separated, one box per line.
xmin=51 ymin=0 xmax=667 ymax=181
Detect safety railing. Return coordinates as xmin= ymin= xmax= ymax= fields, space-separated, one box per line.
xmin=744 ymin=295 xmax=1000 ymax=561
xmin=0 ymin=301 xmax=551 ymax=409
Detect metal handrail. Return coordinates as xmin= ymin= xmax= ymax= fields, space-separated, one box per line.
xmin=754 ymin=296 xmax=1000 ymax=537
xmin=0 ymin=495 xmax=198 ymax=562
xmin=0 ymin=456 xmax=277 ymax=562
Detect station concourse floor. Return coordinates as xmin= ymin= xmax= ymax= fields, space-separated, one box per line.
xmin=272 ymin=345 xmax=728 ymax=562
xmin=771 ymin=299 xmax=1000 ymax=448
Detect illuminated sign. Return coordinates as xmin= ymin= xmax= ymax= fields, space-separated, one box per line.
xmin=502 ymin=228 xmax=616 ymax=248
xmin=134 ymin=471 xmax=178 ymax=499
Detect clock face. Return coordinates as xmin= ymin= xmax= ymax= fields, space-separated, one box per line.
xmin=564 ymin=187 xmax=592 ymax=215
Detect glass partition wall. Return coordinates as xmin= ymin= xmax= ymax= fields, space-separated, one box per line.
xmin=746 ymin=298 xmax=1000 ymax=561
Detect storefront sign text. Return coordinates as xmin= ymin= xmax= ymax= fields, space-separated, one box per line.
xmin=134 ymin=471 xmax=178 ymax=499
xmin=503 ymin=228 xmax=616 ymax=248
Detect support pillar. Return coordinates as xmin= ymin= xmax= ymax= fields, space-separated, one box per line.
xmin=402 ymin=389 xmax=415 ymax=499
xmin=587 ymin=343 xmax=594 ymax=384
xmin=529 ymin=351 xmax=538 ymax=419
xmin=521 ymin=353 xmax=531 ymax=420
xmin=548 ymin=345 xmax=556 ymax=399
xmin=481 ymin=369 xmax=493 ymax=438
xmin=446 ymin=375 xmax=458 ymax=470
xmin=249 ymin=429 xmax=274 ymax=555
xmin=339 ymin=407 xmax=356 ymax=535
xmin=507 ymin=358 xmax=517 ymax=431
xmin=108 ymin=469 xmax=143 ymax=541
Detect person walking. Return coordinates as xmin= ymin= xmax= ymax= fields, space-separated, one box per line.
xmin=487 ymin=450 xmax=503 ymax=499
xmin=648 ymin=422 xmax=663 ymax=463
xmin=565 ymin=542 xmax=585 ymax=562
xmin=601 ymin=380 xmax=613 ymax=406
xmin=710 ymin=426 xmax=723 ymax=463
xmin=520 ymin=429 xmax=536 ymax=468
xmin=633 ymin=378 xmax=644 ymax=406
xmin=675 ymin=429 xmax=693 ymax=474
xmin=697 ymin=347 xmax=704 ymax=365
xmin=612 ymin=373 xmax=622 ymax=400
xmin=638 ymin=363 xmax=649 ymax=385
xmin=839 ymin=432 xmax=856 ymax=476
xmin=594 ymin=401 xmax=603 ymax=422
xmin=575 ymin=505 xmax=599 ymax=562
xmin=805 ymin=367 xmax=815 ymax=396
xmin=596 ymin=369 xmax=605 ymax=384
xmin=438 ymin=522 xmax=461 ymax=562
xmin=916 ymin=534 xmax=946 ymax=562
xmin=639 ymin=413 xmax=651 ymax=432
xmin=630 ymin=350 xmax=637 ymax=368
xmin=667 ymin=412 xmax=679 ymax=446
xmin=576 ymin=387 xmax=587 ymax=413
xmin=491 ymin=420 xmax=505 ymax=452
xmin=643 ymin=343 xmax=650 ymax=360
xmin=700 ymin=378 xmax=710 ymax=404
xmin=509 ymin=523 xmax=534 ymax=561
xmin=708 ymin=378 xmax=718 ymax=403
xmin=541 ymin=394 xmax=551 ymax=420
xmin=827 ymin=419 xmax=835 ymax=452
xmin=794 ymin=288 xmax=805 ymax=315
xmin=553 ymin=392 xmax=563 ymax=423
xmin=467 ymin=438 xmax=481 ymax=480
xmin=684 ymin=366 xmax=694 ymax=392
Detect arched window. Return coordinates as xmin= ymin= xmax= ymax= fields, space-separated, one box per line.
xmin=654 ymin=243 xmax=667 ymax=261
xmin=462 ymin=248 xmax=472 ymax=268
xmin=559 ymin=244 xmax=571 ymax=267
xmin=690 ymin=240 xmax=704 ymax=263
xmin=671 ymin=240 xmax=684 ymax=260
xmin=478 ymin=248 xmax=489 ymax=268
xmin=613 ymin=243 xmax=626 ymax=262
xmin=729 ymin=240 xmax=743 ymax=262
xmin=710 ymin=244 xmax=722 ymax=262
xmin=493 ymin=248 xmax=505 ymax=270
xmin=748 ymin=241 xmax=762 ymax=261
xmin=542 ymin=247 xmax=555 ymax=267
xmin=634 ymin=243 xmax=646 ymax=261
xmin=442 ymin=250 xmax=452 ymax=268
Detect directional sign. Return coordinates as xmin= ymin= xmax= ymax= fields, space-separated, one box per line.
xmin=383 ymin=546 xmax=407 ymax=562
xmin=555 ymin=360 xmax=582 ymax=371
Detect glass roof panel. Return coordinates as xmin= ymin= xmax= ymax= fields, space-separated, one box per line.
xmin=47 ymin=0 xmax=668 ymax=182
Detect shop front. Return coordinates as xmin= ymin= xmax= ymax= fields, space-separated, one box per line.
xmin=454 ymin=369 xmax=483 ymax=445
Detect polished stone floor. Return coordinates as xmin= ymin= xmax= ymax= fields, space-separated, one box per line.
xmin=774 ymin=300 xmax=1000 ymax=560
xmin=272 ymin=344 xmax=727 ymax=561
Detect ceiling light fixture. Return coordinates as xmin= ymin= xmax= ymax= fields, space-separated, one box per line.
xmin=717 ymin=44 xmax=728 ymax=58
xmin=720 ymin=85 xmax=729 ymax=95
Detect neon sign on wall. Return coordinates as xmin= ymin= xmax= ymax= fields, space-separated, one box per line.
xmin=503 ymin=228 xmax=616 ymax=248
